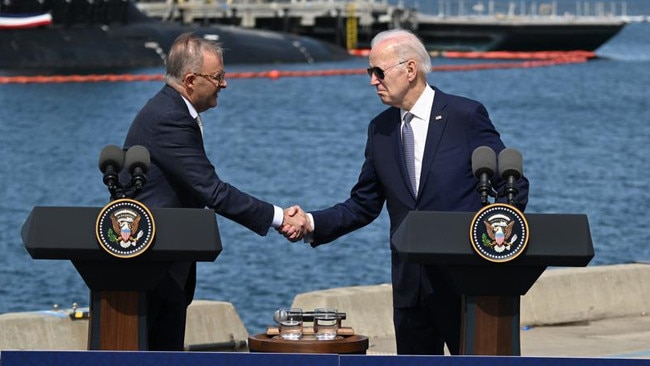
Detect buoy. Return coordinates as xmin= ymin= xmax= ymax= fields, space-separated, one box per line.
xmin=268 ymin=70 xmax=280 ymax=80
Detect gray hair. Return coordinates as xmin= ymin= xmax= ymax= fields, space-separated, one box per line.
xmin=371 ymin=29 xmax=431 ymax=75
xmin=164 ymin=33 xmax=223 ymax=84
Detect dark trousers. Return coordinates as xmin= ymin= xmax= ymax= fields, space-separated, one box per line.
xmin=393 ymin=289 xmax=461 ymax=355
xmin=146 ymin=263 xmax=196 ymax=351
xmin=146 ymin=294 xmax=189 ymax=351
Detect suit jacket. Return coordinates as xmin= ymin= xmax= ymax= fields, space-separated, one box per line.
xmin=311 ymin=86 xmax=529 ymax=308
xmin=123 ymin=84 xmax=275 ymax=302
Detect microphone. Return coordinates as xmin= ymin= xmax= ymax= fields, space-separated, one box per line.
xmin=471 ymin=146 xmax=497 ymax=206
xmin=498 ymin=148 xmax=523 ymax=206
xmin=273 ymin=309 xmax=346 ymax=323
xmin=124 ymin=145 xmax=150 ymax=193
xmin=98 ymin=145 xmax=125 ymax=197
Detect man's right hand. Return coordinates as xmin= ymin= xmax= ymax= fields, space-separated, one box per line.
xmin=279 ymin=205 xmax=313 ymax=242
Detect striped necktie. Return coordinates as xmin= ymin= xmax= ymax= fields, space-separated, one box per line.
xmin=195 ymin=114 xmax=203 ymax=136
xmin=402 ymin=112 xmax=417 ymax=195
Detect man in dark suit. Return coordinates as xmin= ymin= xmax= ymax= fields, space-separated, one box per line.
xmin=123 ymin=33 xmax=306 ymax=351
xmin=282 ymin=29 xmax=529 ymax=354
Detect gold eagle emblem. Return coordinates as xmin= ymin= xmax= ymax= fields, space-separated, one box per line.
xmin=110 ymin=209 xmax=143 ymax=248
xmin=483 ymin=219 xmax=516 ymax=252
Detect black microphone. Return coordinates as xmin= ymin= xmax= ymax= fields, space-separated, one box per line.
xmin=98 ymin=145 xmax=125 ymax=198
xmin=498 ymin=148 xmax=523 ymax=206
xmin=124 ymin=145 xmax=150 ymax=193
xmin=472 ymin=146 xmax=497 ymax=206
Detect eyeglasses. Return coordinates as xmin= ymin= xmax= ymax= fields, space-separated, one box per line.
xmin=193 ymin=71 xmax=226 ymax=85
xmin=366 ymin=60 xmax=407 ymax=80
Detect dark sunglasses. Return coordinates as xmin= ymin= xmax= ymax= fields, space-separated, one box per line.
xmin=366 ymin=60 xmax=407 ymax=80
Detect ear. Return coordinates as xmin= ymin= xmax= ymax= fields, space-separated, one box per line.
xmin=406 ymin=60 xmax=417 ymax=82
xmin=183 ymin=73 xmax=196 ymax=89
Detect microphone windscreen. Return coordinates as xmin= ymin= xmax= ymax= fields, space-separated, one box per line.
xmin=471 ymin=146 xmax=496 ymax=178
xmin=273 ymin=309 xmax=287 ymax=324
xmin=98 ymin=145 xmax=124 ymax=172
xmin=125 ymin=145 xmax=150 ymax=173
xmin=498 ymin=148 xmax=523 ymax=179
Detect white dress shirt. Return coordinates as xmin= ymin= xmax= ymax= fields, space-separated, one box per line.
xmin=401 ymin=86 xmax=435 ymax=196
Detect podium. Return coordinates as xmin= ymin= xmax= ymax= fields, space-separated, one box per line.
xmin=21 ymin=206 xmax=222 ymax=350
xmin=392 ymin=211 xmax=594 ymax=355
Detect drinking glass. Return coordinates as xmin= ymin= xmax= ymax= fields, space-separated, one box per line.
xmin=313 ymin=307 xmax=339 ymax=340
xmin=278 ymin=307 xmax=303 ymax=340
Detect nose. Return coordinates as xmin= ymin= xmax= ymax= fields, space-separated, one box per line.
xmin=369 ymin=74 xmax=379 ymax=86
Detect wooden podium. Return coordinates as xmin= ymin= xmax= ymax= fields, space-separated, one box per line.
xmin=21 ymin=206 xmax=222 ymax=350
xmin=392 ymin=211 xmax=594 ymax=355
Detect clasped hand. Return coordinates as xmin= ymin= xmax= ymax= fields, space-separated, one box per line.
xmin=279 ymin=205 xmax=312 ymax=242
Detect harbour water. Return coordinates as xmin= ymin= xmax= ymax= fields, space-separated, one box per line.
xmin=1 ymin=21 xmax=649 ymax=335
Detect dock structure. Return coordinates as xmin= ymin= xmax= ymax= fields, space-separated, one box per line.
xmin=136 ymin=0 xmax=397 ymax=29
xmin=134 ymin=0 xmax=628 ymax=52
xmin=135 ymin=0 xmax=407 ymax=49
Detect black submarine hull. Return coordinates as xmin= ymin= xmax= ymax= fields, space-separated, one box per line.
xmin=0 ymin=1 xmax=351 ymax=73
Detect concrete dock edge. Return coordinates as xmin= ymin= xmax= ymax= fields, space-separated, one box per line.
xmin=2 ymin=263 xmax=650 ymax=357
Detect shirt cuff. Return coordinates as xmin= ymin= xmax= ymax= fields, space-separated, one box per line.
xmin=272 ymin=206 xmax=284 ymax=228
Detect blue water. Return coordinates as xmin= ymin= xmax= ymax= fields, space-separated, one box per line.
xmin=0 ymin=22 xmax=648 ymax=335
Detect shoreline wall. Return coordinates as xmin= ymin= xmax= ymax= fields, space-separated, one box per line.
xmin=292 ymin=263 xmax=650 ymax=354
xmin=0 ymin=300 xmax=248 ymax=351
xmin=2 ymin=264 xmax=650 ymax=351
xmin=293 ymin=263 xmax=650 ymax=328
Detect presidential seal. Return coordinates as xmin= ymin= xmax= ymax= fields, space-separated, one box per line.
xmin=95 ymin=198 xmax=155 ymax=258
xmin=469 ymin=203 xmax=529 ymax=263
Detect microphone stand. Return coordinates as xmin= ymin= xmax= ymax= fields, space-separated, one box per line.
xmin=477 ymin=176 xmax=496 ymax=206
xmin=502 ymin=175 xmax=519 ymax=206
xmin=104 ymin=178 xmax=141 ymax=201
xmin=102 ymin=168 xmax=125 ymax=201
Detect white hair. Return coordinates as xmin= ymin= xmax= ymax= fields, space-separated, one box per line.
xmin=371 ymin=29 xmax=431 ymax=74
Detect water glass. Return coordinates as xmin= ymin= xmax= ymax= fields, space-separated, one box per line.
xmin=313 ymin=308 xmax=339 ymax=340
xmin=278 ymin=308 xmax=303 ymax=340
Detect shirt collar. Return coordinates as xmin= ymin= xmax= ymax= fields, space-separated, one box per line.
xmin=180 ymin=95 xmax=199 ymax=120
xmin=402 ymin=85 xmax=435 ymax=122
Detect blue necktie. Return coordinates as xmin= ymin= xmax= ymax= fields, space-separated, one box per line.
xmin=402 ymin=112 xmax=417 ymax=195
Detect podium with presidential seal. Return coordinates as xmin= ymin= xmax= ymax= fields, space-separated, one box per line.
xmin=393 ymin=147 xmax=594 ymax=355
xmin=21 ymin=145 xmax=222 ymax=350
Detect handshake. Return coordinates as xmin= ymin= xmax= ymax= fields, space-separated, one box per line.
xmin=280 ymin=206 xmax=313 ymax=242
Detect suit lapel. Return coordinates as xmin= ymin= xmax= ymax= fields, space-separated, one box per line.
xmin=418 ymin=88 xmax=448 ymax=200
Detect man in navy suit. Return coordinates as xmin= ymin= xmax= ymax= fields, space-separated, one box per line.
xmin=123 ymin=33 xmax=307 ymax=351
xmin=282 ymin=29 xmax=529 ymax=354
